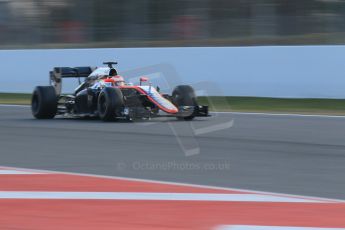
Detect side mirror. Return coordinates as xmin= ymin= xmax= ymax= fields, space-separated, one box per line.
xmin=140 ymin=77 xmax=149 ymax=85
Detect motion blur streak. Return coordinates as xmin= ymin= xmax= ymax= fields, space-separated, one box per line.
xmin=1 ymin=0 xmax=345 ymax=48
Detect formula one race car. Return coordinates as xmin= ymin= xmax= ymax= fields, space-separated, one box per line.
xmin=31 ymin=62 xmax=209 ymax=121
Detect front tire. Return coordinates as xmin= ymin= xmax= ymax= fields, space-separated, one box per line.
xmin=172 ymin=85 xmax=197 ymax=121
xmin=31 ymin=86 xmax=57 ymax=119
xmin=98 ymin=87 xmax=124 ymax=121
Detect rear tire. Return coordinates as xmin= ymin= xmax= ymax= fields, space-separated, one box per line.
xmin=31 ymin=86 xmax=57 ymax=119
xmin=172 ymin=85 xmax=197 ymax=121
xmin=98 ymin=87 xmax=124 ymax=121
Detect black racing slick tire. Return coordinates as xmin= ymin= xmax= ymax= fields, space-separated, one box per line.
xmin=31 ymin=86 xmax=57 ymax=119
xmin=98 ymin=87 xmax=124 ymax=121
xmin=172 ymin=85 xmax=198 ymax=121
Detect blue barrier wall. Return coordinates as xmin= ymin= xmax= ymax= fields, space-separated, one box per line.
xmin=0 ymin=46 xmax=344 ymax=98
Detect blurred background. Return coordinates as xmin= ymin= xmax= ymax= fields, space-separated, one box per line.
xmin=1 ymin=0 xmax=345 ymax=48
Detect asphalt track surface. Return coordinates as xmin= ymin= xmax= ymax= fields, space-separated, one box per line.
xmin=1 ymin=106 xmax=345 ymax=200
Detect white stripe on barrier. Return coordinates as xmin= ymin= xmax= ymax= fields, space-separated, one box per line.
xmin=0 ymin=192 xmax=327 ymax=202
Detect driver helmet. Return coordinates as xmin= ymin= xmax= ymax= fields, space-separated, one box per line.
xmin=109 ymin=68 xmax=118 ymax=77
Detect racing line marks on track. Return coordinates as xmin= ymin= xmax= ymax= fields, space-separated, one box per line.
xmin=0 ymin=166 xmax=345 ymax=229
xmin=0 ymin=165 xmax=343 ymax=203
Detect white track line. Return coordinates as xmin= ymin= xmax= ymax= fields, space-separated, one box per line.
xmin=215 ymin=226 xmax=345 ymax=230
xmin=213 ymin=111 xmax=345 ymax=118
xmin=0 ymin=104 xmax=30 ymax=108
xmin=0 ymin=166 xmax=343 ymax=203
xmin=0 ymin=169 xmax=45 ymax=175
xmin=1 ymin=104 xmax=345 ymax=118
xmin=0 ymin=192 xmax=324 ymax=202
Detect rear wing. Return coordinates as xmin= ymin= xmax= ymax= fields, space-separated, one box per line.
xmin=50 ymin=66 xmax=95 ymax=96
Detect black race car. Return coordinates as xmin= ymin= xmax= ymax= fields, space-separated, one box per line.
xmin=31 ymin=62 xmax=209 ymax=121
